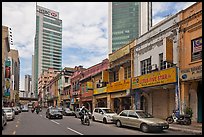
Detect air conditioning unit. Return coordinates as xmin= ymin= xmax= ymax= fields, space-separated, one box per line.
xmin=151 ymin=64 xmax=158 ymax=71
xmin=148 ymin=64 xmax=158 ymax=72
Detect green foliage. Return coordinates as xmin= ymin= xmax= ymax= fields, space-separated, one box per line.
xmin=185 ymin=107 xmax=193 ymax=118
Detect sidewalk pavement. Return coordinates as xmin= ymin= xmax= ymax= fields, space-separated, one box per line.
xmin=169 ymin=121 xmax=202 ymax=135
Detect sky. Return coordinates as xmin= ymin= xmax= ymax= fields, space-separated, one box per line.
xmin=2 ymin=2 xmax=196 ymax=90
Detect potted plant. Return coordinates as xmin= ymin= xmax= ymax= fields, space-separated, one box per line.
xmin=185 ymin=107 xmax=193 ymax=118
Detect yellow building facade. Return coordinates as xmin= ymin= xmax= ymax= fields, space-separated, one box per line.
xmin=178 ymin=2 xmax=202 ymax=122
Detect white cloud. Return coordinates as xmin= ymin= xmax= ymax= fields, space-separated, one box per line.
xmin=3 ymin=2 xmax=196 ymax=91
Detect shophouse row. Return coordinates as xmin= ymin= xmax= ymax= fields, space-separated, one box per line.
xmin=38 ymin=2 xmax=202 ymax=123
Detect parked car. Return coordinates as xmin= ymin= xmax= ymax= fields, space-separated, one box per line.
xmin=12 ymin=107 xmax=19 ymax=115
xmin=92 ymin=107 xmax=116 ymax=124
xmin=74 ymin=108 xmax=91 ymax=119
xmin=56 ymin=107 xmax=63 ymax=113
xmin=2 ymin=107 xmax=15 ymax=121
xmin=21 ymin=106 xmax=29 ymax=112
xmin=112 ymin=110 xmax=169 ymax=133
xmin=17 ymin=106 xmax=22 ymax=113
xmin=62 ymin=108 xmax=75 ymax=116
xmin=2 ymin=110 xmax=7 ymax=129
xmin=46 ymin=108 xmax=63 ymax=119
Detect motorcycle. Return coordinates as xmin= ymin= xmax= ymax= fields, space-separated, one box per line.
xmin=166 ymin=110 xmax=191 ymax=125
xmin=31 ymin=108 xmax=35 ymax=113
xmin=81 ymin=112 xmax=90 ymax=126
xmin=36 ymin=108 xmax=40 ymax=114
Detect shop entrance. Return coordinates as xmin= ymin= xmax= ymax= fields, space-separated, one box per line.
xmin=114 ymin=98 xmax=120 ymax=113
xmin=197 ymin=81 xmax=202 ymax=123
xmin=121 ymin=97 xmax=131 ymax=110
xmin=140 ymin=95 xmax=148 ymax=112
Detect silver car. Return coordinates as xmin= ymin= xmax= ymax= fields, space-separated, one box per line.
xmin=2 ymin=107 xmax=15 ymax=121
xmin=2 ymin=110 xmax=7 ymax=129
xmin=112 ymin=110 xmax=169 ymax=133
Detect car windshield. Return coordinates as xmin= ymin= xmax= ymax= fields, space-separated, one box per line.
xmin=51 ymin=109 xmax=59 ymax=113
xmin=65 ymin=108 xmax=70 ymax=111
xmin=136 ymin=111 xmax=153 ymax=118
xmin=102 ymin=109 xmax=114 ymax=113
xmin=3 ymin=109 xmax=12 ymax=113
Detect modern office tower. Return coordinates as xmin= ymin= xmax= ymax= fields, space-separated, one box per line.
xmin=32 ymin=5 xmax=62 ymax=98
xmin=108 ymin=2 xmax=152 ymax=53
xmin=25 ymin=74 xmax=32 ymax=98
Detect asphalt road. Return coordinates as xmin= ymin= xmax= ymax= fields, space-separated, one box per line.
xmin=2 ymin=108 xmax=195 ymax=135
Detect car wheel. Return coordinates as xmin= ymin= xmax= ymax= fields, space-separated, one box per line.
xmin=75 ymin=114 xmax=77 ymax=118
xmin=140 ymin=123 xmax=149 ymax=133
xmin=103 ymin=118 xmax=107 ymax=124
xmin=116 ymin=120 xmax=122 ymax=127
xmin=92 ymin=116 xmax=95 ymax=121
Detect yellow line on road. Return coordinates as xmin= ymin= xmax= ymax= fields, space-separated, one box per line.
xmin=13 ymin=131 xmax=16 ymax=135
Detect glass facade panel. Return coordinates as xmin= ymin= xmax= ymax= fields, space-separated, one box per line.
xmin=112 ymin=2 xmax=140 ymax=52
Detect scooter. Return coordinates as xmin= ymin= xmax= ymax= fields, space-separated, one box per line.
xmin=81 ymin=112 xmax=90 ymax=126
xmin=166 ymin=110 xmax=191 ymax=125
xmin=31 ymin=108 xmax=35 ymax=113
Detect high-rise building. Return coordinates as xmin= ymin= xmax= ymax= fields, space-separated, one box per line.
xmin=25 ymin=74 xmax=32 ymax=98
xmin=108 ymin=2 xmax=152 ymax=53
xmin=2 ymin=26 xmax=11 ymax=99
xmin=32 ymin=5 xmax=62 ymax=98
xmin=8 ymin=49 xmax=20 ymax=105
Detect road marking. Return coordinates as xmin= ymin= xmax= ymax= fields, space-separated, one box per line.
xmin=51 ymin=120 xmax=60 ymax=125
xmin=16 ymin=125 xmax=18 ymax=127
xmin=13 ymin=131 xmax=16 ymax=135
xmin=67 ymin=127 xmax=83 ymax=135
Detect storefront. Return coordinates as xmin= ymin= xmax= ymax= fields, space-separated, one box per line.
xmin=132 ymin=67 xmax=177 ymax=119
xmin=180 ymin=65 xmax=202 ymax=122
xmin=93 ymin=87 xmax=108 ymax=109
xmin=81 ymin=96 xmax=92 ymax=112
xmin=107 ymin=78 xmax=132 ymax=114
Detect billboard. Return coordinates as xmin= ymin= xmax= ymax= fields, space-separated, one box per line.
xmin=4 ymin=60 xmax=11 ymax=96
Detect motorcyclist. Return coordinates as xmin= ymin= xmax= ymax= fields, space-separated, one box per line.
xmin=79 ymin=106 xmax=89 ymax=122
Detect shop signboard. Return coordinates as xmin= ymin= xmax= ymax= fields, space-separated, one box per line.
xmin=86 ymin=82 xmax=93 ymax=90
xmin=36 ymin=5 xmax=59 ymax=19
xmin=165 ymin=37 xmax=173 ymax=63
xmin=180 ymin=65 xmax=202 ymax=81
xmin=102 ymin=70 xmax=109 ymax=82
xmin=132 ymin=67 xmax=177 ymax=89
xmin=107 ymin=78 xmax=131 ymax=92
xmin=94 ymin=87 xmax=107 ymax=95
xmin=109 ymin=45 xmax=130 ymax=62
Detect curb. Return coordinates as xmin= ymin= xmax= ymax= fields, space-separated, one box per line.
xmin=169 ymin=127 xmax=202 ymax=135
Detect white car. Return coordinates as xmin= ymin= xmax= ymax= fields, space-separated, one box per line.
xmin=2 ymin=110 xmax=7 ymax=129
xmin=2 ymin=107 xmax=15 ymax=121
xmin=92 ymin=108 xmax=117 ymax=124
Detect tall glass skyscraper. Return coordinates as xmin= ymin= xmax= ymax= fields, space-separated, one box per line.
xmin=32 ymin=5 xmax=62 ymax=97
xmin=108 ymin=2 xmax=152 ymax=53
